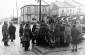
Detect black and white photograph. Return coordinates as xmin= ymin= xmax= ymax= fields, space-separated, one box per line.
xmin=0 ymin=0 xmax=85 ymax=55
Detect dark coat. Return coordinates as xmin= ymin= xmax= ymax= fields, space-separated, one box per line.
xmin=8 ymin=25 xmax=16 ymax=40
xmin=32 ymin=27 xmax=36 ymax=34
xmin=22 ymin=27 xmax=33 ymax=41
xmin=71 ymin=27 xmax=80 ymax=44
xmin=19 ymin=26 xmax=23 ymax=37
xmin=2 ymin=24 xmax=9 ymax=42
xmin=39 ymin=26 xmax=49 ymax=37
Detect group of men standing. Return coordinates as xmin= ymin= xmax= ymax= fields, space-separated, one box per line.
xmin=2 ymin=21 xmax=16 ymax=46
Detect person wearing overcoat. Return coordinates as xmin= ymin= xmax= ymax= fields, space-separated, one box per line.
xmin=8 ymin=23 xmax=16 ymax=42
xmin=2 ymin=21 xmax=9 ymax=46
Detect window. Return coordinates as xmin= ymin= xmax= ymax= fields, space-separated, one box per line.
xmin=77 ymin=7 xmax=82 ymax=13
xmin=62 ymin=9 xmax=64 ymax=13
xmin=27 ymin=7 xmax=31 ymax=14
xmin=21 ymin=8 xmax=23 ymax=15
xmin=70 ymin=9 xmax=72 ymax=13
xmin=42 ymin=6 xmax=46 ymax=13
xmin=67 ymin=9 xmax=69 ymax=13
xmin=34 ymin=6 xmax=38 ymax=13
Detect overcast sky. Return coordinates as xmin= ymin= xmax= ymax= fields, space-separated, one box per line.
xmin=0 ymin=0 xmax=85 ymax=19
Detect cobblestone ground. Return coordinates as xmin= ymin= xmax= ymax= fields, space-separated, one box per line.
xmin=0 ymin=24 xmax=85 ymax=55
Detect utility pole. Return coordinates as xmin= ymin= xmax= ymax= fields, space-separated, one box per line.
xmin=39 ymin=0 xmax=41 ymax=22
xmin=23 ymin=8 xmax=24 ymax=22
xmin=13 ymin=10 xmax=14 ymax=20
xmin=13 ymin=10 xmax=15 ymax=18
xmin=16 ymin=0 xmax=18 ymax=24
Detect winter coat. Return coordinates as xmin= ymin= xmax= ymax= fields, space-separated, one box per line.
xmin=71 ymin=27 xmax=80 ymax=44
xmin=64 ymin=26 xmax=71 ymax=36
xmin=76 ymin=23 xmax=82 ymax=37
xmin=8 ymin=25 xmax=16 ymax=40
xmin=54 ymin=26 xmax=60 ymax=42
xmin=19 ymin=26 xmax=23 ymax=37
xmin=64 ymin=26 xmax=71 ymax=42
xmin=22 ymin=27 xmax=32 ymax=41
xmin=39 ymin=27 xmax=49 ymax=36
xmin=32 ymin=27 xmax=36 ymax=34
xmin=2 ymin=24 xmax=9 ymax=42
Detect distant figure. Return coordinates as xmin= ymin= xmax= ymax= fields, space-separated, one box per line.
xmin=32 ymin=24 xmax=37 ymax=45
xmin=8 ymin=22 xmax=16 ymax=42
xmin=71 ymin=24 xmax=80 ymax=51
xmin=19 ymin=23 xmax=24 ymax=44
xmin=38 ymin=21 xmax=49 ymax=46
xmin=2 ymin=21 xmax=9 ymax=46
xmin=76 ymin=21 xmax=82 ymax=38
xmin=22 ymin=23 xmax=33 ymax=51
xmin=49 ymin=18 xmax=54 ymax=24
xmin=54 ymin=24 xmax=60 ymax=46
xmin=59 ymin=23 xmax=65 ymax=46
xmin=64 ymin=24 xmax=71 ymax=45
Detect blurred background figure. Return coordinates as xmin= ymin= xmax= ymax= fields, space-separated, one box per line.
xmin=32 ymin=24 xmax=37 ymax=45
xmin=19 ymin=23 xmax=24 ymax=44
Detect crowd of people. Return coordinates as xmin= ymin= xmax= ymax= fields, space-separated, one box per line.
xmin=1 ymin=16 xmax=83 ymax=52
xmin=18 ymin=17 xmax=83 ymax=51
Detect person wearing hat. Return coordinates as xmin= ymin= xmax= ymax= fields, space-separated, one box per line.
xmin=71 ymin=24 xmax=80 ymax=51
xmin=8 ymin=22 xmax=16 ymax=42
xmin=19 ymin=23 xmax=24 ymax=44
xmin=2 ymin=21 xmax=9 ymax=46
xmin=22 ymin=23 xmax=33 ymax=51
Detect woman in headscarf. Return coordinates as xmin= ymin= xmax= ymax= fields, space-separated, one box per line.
xmin=2 ymin=21 xmax=9 ymax=46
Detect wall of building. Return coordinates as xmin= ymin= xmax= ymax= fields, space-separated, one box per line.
xmin=50 ymin=1 xmax=85 ymax=17
xmin=20 ymin=5 xmax=50 ymax=23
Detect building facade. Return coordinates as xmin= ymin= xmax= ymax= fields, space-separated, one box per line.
xmin=20 ymin=5 xmax=50 ymax=23
xmin=50 ymin=0 xmax=85 ymax=17
xmin=50 ymin=1 xmax=75 ymax=16
xmin=65 ymin=0 xmax=85 ymax=15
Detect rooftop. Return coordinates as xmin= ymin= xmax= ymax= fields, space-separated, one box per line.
xmin=65 ymin=0 xmax=84 ymax=7
xmin=53 ymin=1 xmax=74 ymax=8
xmin=21 ymin=0 xmax=49 ymax=9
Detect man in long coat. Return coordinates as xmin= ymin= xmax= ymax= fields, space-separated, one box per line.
xmin=2 ymin=21 xmax=9 ymax=46
xmin=8 ymin=23 xmax=16 ymax=42
xmin=22 ymin=23 xmax=33 ymax=51
xmin=71 ymin=24 xmax=80 ymax=51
